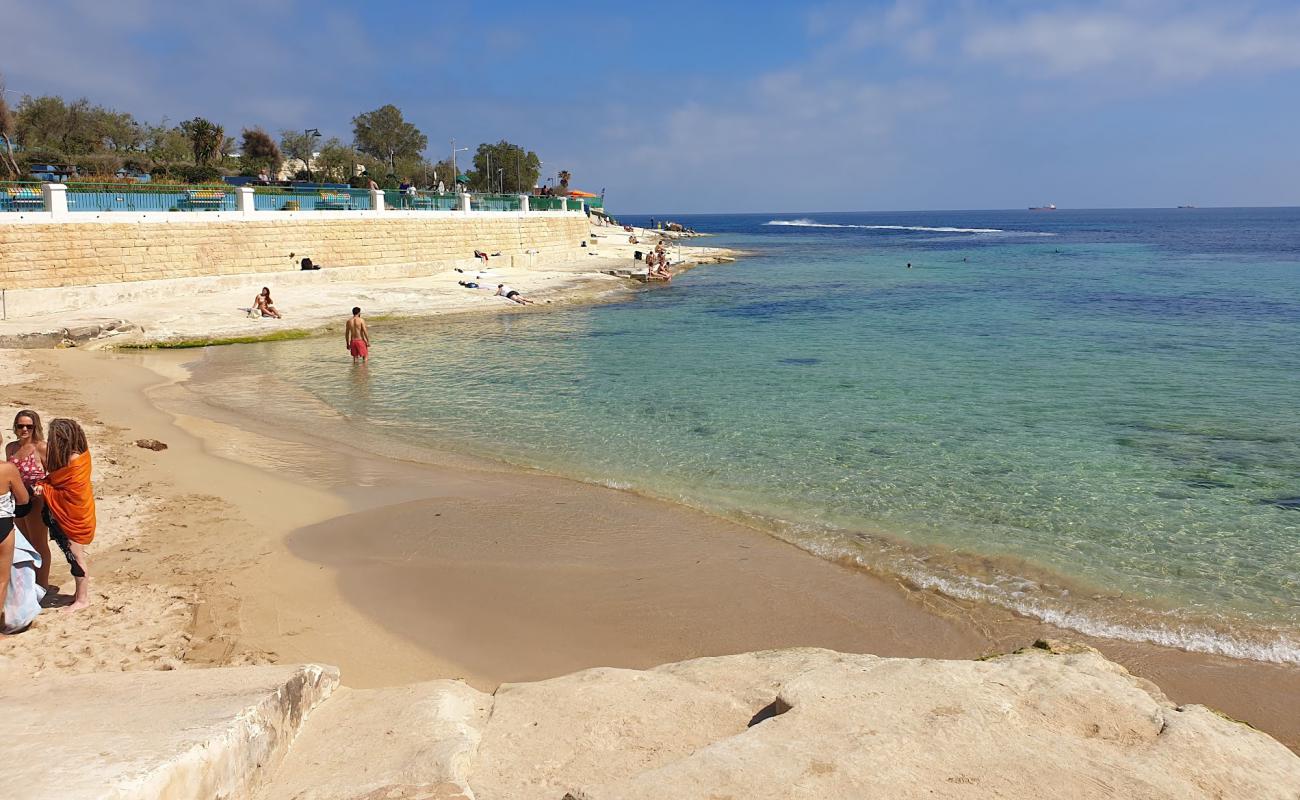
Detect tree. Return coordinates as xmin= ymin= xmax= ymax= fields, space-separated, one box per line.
xmin=557 ymin=169 xmax=572 ymax=194
xmin=351 ymin=104 xmax=427 ymax=167
xmin=467 ymin=140 xmax=541 ymax=194
xmin=14 ymin=95 xmax=140 ymax=157
xmin=0 ymin=76 xmax=20 ymax=177
xmin=314 ymin=137 xmax=359 ymax=183
xmin=280 ymin=129 xmax=317 ymax=177
xmin=143 ymin=121 xmax=191 ymax=167
xmin=96 ymin=109 xmax=142 ymax=152
xmin=179 ymin=117 xmax=224 ymax=165
xmin=240 ymin=127 xmax=281 ymax=176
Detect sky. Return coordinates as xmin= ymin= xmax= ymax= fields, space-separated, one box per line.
xmin=4 ymin=0 xmax=1300 ymax=213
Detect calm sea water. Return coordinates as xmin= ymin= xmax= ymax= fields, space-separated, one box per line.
xmin=194 ymin=208 xmax=1300 ymax=663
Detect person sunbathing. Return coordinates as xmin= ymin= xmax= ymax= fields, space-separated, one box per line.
xmin=496 ymin=284 xmax=535 ymax=305
xmin=253 ymin=287 xmax=282 ymax=318
xmin=474 ymin=250 xmax=490 ymax=264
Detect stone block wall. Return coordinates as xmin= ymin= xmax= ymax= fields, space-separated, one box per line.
xmin=0 ymin=214 xmax=589 ymax=289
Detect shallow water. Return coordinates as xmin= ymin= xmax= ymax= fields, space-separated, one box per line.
xmin=192 ymin=207 xmax=1300 ymax=663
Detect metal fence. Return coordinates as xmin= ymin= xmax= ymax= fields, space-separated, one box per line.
xmin=66 ymin=183 xmax=238 ymax=212
xmin=0 ymin=182 xmax=47 ymax=212
xmin=253 ymin=186 xmax=372 ymax=211
xmin=470 ymin=194 xmax=522 ymax=212
xmin=386 ymin=190 xmax=460 ymax=211
xmin=528 ymin=196 xmax=565 ymax=211
xmin=2 ymin=182 xmax=592 ymax=215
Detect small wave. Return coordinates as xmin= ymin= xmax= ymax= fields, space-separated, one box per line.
xmin=773 ymin=523 xmax=1300 ymax=666
xmin=765 ymin=218 xmax=1004 ymax=234
xmin=905 ymin=569 xmax=1300 ymax=665
xmin=764 ymin=218 xmax=1054 ymax=236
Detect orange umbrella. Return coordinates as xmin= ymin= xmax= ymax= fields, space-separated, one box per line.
xmin=567 ymin=189 xmax=599 ymax=198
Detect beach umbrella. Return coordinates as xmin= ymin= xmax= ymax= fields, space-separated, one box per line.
xmin=568 ymin=189 xmax=598 ymax=198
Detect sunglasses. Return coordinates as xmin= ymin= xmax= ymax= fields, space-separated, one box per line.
xmin=14 ymin=424 xmax=34 ymax=431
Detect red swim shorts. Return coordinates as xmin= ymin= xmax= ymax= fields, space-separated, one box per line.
xmin=348 ymin=339 xmax=369 ymax=358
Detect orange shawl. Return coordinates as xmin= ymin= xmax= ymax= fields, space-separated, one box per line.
xmin=42 ymin=451 xmax=96 ymax=545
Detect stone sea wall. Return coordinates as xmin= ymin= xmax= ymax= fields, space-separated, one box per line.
xmin=0 ymin=212 xmax=589 ymax=290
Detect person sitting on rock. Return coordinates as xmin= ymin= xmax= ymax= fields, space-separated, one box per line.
xmin=253 ymin=287 xmax=282 ymax=319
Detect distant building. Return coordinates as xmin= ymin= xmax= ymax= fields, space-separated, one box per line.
xmin=28 ymin=163 xmax=78 ymax=182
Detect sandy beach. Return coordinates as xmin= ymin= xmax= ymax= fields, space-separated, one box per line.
xmin=2 ymin=333 xmax=1298 ymax=753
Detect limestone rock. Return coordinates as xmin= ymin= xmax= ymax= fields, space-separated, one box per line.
xmin=0 ymin=663 xmax=338 ymax=800
xmin=252 ymin=680 xmax=490 ymax=800
xmin=469 ymin=665 xmax=759 ymax=799
xmin=556 ymin=648 xmax=1300 ymax=799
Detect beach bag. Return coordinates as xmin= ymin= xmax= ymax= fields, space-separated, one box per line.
xmin=4 ymin=528 xmax=44 ymax=633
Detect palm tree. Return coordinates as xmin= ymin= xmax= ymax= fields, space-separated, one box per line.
xmin=558 ymin=169 xmax=571 ymax=194
xmin=180 ymin=117 xmax=224 ymax=165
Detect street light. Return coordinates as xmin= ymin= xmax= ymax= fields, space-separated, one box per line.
xmin=303 ymin=128 xmax=321 ymax=182
xmin=497 ymin=168 xmax=503 ymax=194
xmin=450 ymin=139 xmax=469 ymax=192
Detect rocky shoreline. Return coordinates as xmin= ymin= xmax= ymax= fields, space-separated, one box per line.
xmin=6 ymin=644 xmax=1298 ymax=799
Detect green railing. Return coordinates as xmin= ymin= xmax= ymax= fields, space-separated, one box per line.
xmin=470 ymin=194 xmax=522 ymax=211
xmin=529 ymin=196 xmax=566 ymax=211
xmin=0 ymin=182 xmax=606 ymax=217
xmin=253 ymin=186 xmax=371 ymax=211
xmin=0 ymin=181 xmax=46 ymax=212
xmin=65 ymin=182 xmax=237 ymax=212
xmin=386 ymin=190 xmax=459 ymax=211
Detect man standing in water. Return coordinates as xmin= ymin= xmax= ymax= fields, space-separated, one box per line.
xmin=345 ymin=307 xmax=370 ymax=362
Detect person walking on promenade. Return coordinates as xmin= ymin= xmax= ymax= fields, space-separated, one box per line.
xmin=6 ymin=410 xmax=49 ymax=591
xmin=40 ymin=418 xmax=96 ymax=613
xmin=345 ymin=307 xmax=371 ymax=363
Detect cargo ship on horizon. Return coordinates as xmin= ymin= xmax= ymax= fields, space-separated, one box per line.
xmin=1029 ymin=203 xmax=1057 ymax=211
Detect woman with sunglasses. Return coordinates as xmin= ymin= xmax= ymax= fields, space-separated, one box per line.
xmin=6 ymin=410 xmax=49 ymax=591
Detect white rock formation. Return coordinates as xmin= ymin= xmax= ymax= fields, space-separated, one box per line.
xmin=9 ymin=644 xmax=1300 ymax=799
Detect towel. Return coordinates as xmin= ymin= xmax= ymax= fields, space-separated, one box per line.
xmin=4 ymin=528 xmax=45 ymax=633
xmin=41 ymin=451 xmax=96 ymax=545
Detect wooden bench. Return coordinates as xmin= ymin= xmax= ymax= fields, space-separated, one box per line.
xmin=316 ymin=191 xmax=353 ymax=210
xmin=2 ymin=186 xmax=44 ymax=211
xmin=181 ymin=189 xmax=228 ymax=211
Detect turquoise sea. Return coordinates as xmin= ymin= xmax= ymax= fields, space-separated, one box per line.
xmin=195 ymin=208 xmax=1300 ymax=664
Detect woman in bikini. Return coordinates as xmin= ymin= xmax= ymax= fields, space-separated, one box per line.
xmin=0 ymin=456 xmax=31 ymax=631
xmin=253 ymin=287 xmax=282 ymax=318
xmin=6 ymin=410 xmax=49 ymax=592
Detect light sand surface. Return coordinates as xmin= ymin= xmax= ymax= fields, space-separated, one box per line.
xmin=2 ymin=345 xmax=1297 ymax=754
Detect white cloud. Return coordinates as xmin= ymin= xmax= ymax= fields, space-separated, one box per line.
xmin=964 ymin=5 xmax=1300 ymax=81
xmin=588 ymin=63 xmax=949 ymax=211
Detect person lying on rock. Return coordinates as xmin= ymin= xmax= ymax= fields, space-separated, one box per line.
xmin=495 ymin=284 xmax=535 ymax=305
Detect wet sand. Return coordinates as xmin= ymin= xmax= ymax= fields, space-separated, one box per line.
xmin=18 ymin=347 xmax=1300 ymax=752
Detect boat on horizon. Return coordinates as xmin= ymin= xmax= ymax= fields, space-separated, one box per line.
xmin=1029 ymin=203 xmax=1056 ymax=211
xmin=1178 ymin=204 xmax=1197 ymax=209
